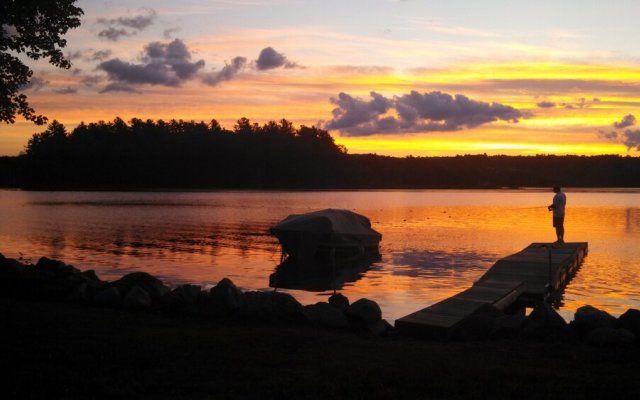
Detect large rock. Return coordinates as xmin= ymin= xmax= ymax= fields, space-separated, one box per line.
xmin=328 ymin=293 xmax=350 ymax=313
xmin=584 ymin=327 xmax=636 ymax=347
xmin=571 ymin=305 xmax=616 ymax=336
xmin=303 ymin=302 xmax=349 ymax=328
xmin=347 ymin=298 xmax=382 ymax=324
xmin=66 ymin=282 xmax=90 ymax=302
xmin=369 ymin=319 xmax=394 ymax=337
xmin=492 ymin=312 xmax=527 ymax=339
xmin=616 ymin=309 xmax=640 ymax=338
xmin=35 ymin=257 xmax=80 ymax=277
xmin=93 ymin=286 xmax=121 ymax=307
xmin=122 ymin=285 xmax=153 ymax=309
xmin=112 ymin=272 xmax=169 ymax=301
xmin=0 ymin=254 xmax=27 ymax=280
xmin=203 ymin=278 xmax=245 ymax=316
xmin=156 ymin=284 xmax=203 ymax=312
xmin=242 ymin=290 xmax=303 ymax=320
xmin=521 ymin=302 xmax=568 ymax=340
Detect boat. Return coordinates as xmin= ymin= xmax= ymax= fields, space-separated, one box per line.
xmin=270 ymin=208 xmax=382 ymax=264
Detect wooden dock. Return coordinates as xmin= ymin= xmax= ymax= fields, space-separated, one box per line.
xmin=395 ymin=242 xmax=588 ymax=339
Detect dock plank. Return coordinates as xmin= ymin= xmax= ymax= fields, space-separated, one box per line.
xmin=395 ymin=242 xmax=588 ymax=339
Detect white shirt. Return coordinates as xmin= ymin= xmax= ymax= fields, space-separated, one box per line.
xmin=552 ymin=191 xmax=566 ymax=218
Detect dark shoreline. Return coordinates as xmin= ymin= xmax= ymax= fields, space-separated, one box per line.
xmin=3 ymin=294 xmax=639 ymax=399
xmin=2 ymin=254 xmax=640 ymax=398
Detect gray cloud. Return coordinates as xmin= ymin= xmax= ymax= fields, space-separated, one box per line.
xmin=97 ymin=39 xmax=205 ymax=89
xmin=163 ymin=28 xmax=180 ymax=39
xmin=90 ymin=49 xmax=113 ymax=61
xmin=21 ymin=76 xmax=48 ymax=91
xmin=614 ymin=114 xmax=636 ymax=129
xmin=54 ymin=87 xmax=78 ymax=94
xmin=622 ymin=129 xmax=640 ymax=151
xmin=202 ymin=57 xmax=247 ymax=86
xmin=98 ymin=26 xmax=129 ymax=41
xmin=67 ymin=49 xmax=113 ymax=62
xmin=536 ymin=101 xmax=556 ymax=108
xmin=597 ymin=129 xmax=617 ymax=139
xmin=255 ymin=47 xmax=300 ymax=70
xmin=81 ymin=75 xmax=103 ymax=87
xmin=100 ymin=83 xmax=141 ymax=94
xmin=598 ymin=114 xmax=640 ymax=151
xmin=324 ymin=90 xmax=523 ymax=136
xmin=97 ymin=9 xmax=157 ymax=41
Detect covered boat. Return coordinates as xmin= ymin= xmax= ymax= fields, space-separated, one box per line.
xmin=270 ymin=209 xmax=382 ymax=263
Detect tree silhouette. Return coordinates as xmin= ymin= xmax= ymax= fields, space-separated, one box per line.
xmin=1 ymin=0 xmax=83 ymax=124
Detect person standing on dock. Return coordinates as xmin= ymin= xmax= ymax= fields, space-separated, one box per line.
xmin=548 ymin=185 xmax=566 ymax=243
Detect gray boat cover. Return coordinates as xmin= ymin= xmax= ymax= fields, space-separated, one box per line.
xmin=270 ymin=209 xmax=382 ymax=259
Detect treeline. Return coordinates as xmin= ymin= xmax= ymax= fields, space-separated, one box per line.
xmin=1 ymin=117 xmax=640 ymax=189
xmin=13 ymin=117 xmax=346 ymax=188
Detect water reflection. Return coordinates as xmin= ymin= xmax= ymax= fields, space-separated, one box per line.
xmin=1 ymin=189 xmax=639 ymax=322
xmin=269 ymin=257 xmax=373 ymax=292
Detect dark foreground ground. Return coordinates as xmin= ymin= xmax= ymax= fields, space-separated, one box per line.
xmin=2 ymin=296 xmax=638 ymax=399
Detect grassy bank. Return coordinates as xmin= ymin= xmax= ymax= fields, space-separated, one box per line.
xmin=2 ymin=295 xmax=638 ymax=399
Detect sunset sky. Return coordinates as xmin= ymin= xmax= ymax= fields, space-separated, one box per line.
xmin=2 ymin=0 xmax=640 ymax=156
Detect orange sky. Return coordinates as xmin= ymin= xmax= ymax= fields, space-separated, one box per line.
xmin=2 ymin=0 xmax=639 ymax=157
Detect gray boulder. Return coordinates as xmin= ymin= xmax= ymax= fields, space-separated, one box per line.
xmin=156 ymin=284 xmax=203 ymax=312
xmin=584 ymin=327 xmax=636 ymax=347
xmin=369 ymin=319 xmax=394 ymax=337
xmin=35 ymin=257 xmax=80 ymax=277
xmin=122 ymin=285 xmax=153 ymax=309
xmin=616 ymin=309 xmax=640 ymax=338
xmin=303 ymin=302 xmax=349 ymax=328
xmin=0 ymin=254 xmax=26 ymax=280
xmin=571 ymin=305 xmax=616 ymax=336
xmin=328 ymin=293 xmax=349 ymax=313
xmin=242 ymin=290 xmax=303 ymax=320
xmin=93 ymin=286 xmax=121 ymax=306
xmin=492 ymin=312 xmax=527 ymax=339
xmin=112 ymin=272 xmax=169 ymax=301
xmin=80 ymin=269 xmax=101 ymax=283
xmin=66 ymin=282 xmax=90 ymax=302
xmin=204 ymin=278 xmax=245 ymax=316
xmin=347 ymin=298 xmax=382 ymax=324
xmin=522 ymin=302 xmax=568 ymax=340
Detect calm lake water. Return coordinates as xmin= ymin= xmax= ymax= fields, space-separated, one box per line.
xmin=1 ymin=189 xmax=639 ymax=322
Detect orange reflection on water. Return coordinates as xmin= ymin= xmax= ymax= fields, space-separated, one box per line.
xmin=0 ymin=189 xmax=638 ymax=322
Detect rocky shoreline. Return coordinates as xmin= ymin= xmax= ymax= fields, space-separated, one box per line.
xmin=1 ymin=253 xmax=639 ymax=346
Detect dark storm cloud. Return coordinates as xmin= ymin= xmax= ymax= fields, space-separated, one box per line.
xmin=255 ymin=47 xmax=301 ymax=70
xmin=202 ymin=57 xmax=247 ymax=86
xmin=97 ymin=9 xmax=157 ymax=41
xmin=97 ymin=39 xmax=205 ymax=89
xmin=324 ymin=91 xmax=523 ymax=136
xmin=536 ymin=101 xmax=556 ymax=108
xmin=614 ymin=114 xmax=636 ymax=129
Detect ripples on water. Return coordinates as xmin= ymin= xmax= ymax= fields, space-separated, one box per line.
xmin=1 ymin=189 xmax=639 ymax=322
